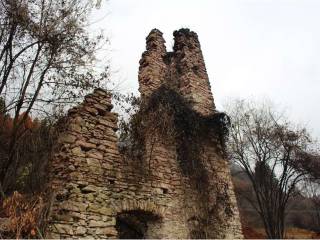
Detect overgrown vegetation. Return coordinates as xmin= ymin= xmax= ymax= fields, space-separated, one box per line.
xmin=0 ymin=108 xmax=57 ymax=195
xmin=0 ymin=107 xmax=57 ymax=238
xmin=0 ymin=107 xmax=56 ymax=197
xmin=119 ymin=85 xmax=229 ymax=175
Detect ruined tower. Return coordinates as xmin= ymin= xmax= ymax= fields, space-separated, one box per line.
xmin=46 ymin=29 xmax=243 ymax=238
xmin=139 ymin=29 xmax=215 ymax=116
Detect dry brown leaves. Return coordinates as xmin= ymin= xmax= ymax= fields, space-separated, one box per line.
xmin=2 ymin=191 xmax=44 ymax=238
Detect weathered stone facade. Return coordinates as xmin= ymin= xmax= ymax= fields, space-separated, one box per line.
xmin=46 ymin=29 xmax=243 ymax=238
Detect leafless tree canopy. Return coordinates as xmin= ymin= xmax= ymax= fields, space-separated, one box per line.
xmin=225 ymin=99 xmax=320 ymax=238
xmin=0 ymin=0 xmax=109 ymax=114
xmin=0 ymin=0 xmax=109 ymax=194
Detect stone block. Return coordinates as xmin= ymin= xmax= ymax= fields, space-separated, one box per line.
xmin=76 ymin=140 xmax=96 ymax=150
xmin=59 ymin=133 xmax=76 ymax=144
xmin=98 ymin=207 xmax=112 ymax=215
xmin=87 ymin=204 xmax=100 ymax=213
xmin=93 ymin=103 xmax=108 ymax=114
xmin=98 ymin=119 xmax=118 ymax=130
xmin=86 ymin=193 xmax=95 ymax=201
xmin=52 ymin=223 xmax=73 ymax=235
xmin=84 ymin=106 xmax=98 ymax=115
xmin=95 ymin=227 xmax=117 ymax=236
xmin=88 ymin=220 xmax=108 ymax=227
xmin=69 ymin=211 xmax=87 ymax=220
xmin=70 ymin=123 xmax=82 ymax=132
xmin=60 ymin=201 xmax=88 ymax=212
xmin=74 ymin=116 xmax=85 ymax=126
xmin=86 ymin=157 xmax=101 ymax=166
xmin=75 ymin=226 xmax=87 ymax=235
xmin=81 ymin=185 xmax=98 ymax=193
xmin=86 ymin=150 xmax=103 ymax=160
xmin=68 ymin=165 xmax=76 ymax=171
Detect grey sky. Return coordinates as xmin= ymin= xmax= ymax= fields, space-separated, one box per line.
xmin=91 ymin=0 xmax=320 ymax=138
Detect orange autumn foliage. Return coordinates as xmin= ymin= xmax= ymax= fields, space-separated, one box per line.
xmin=0 ymin=112 xmax=35 ymax=137
xmin=2 ymin=191 xmax=44 ymax=238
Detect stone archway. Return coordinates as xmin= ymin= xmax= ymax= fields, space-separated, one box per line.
xmin=113 ymin=200 xmax=165 ymax=239
xmin=116 ymin=210 xmax=161 ymax=239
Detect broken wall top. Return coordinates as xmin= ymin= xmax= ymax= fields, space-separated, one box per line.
xmin=138 ymin=28 xmax=216 ymax=116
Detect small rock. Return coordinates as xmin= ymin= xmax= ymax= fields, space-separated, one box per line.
xmin=81 ymin=185 xmax=98 ymax=193
xmin=68 ymin=165 xmax=76 ymax=171
xmin=0 ymin=217 xmax=10 ymax=231
xmin=84 ymin=106 xmax=98 ymax=115
xmin=86 ymin=193 xmax=95 ymax=201
xmin=52 ymin=223 xmax=73 ymax=235
xmin=77 ymin=181 xmax=88 ymax=187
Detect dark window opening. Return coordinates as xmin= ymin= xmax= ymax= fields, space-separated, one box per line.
xmin=161 ymin=188 xmax=168 ymax=194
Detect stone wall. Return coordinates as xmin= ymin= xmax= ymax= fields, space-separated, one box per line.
xmin=46 ymin=29 xmax=243 ymax=239
xmin=46 ymin=89 xmax=119 ymax=238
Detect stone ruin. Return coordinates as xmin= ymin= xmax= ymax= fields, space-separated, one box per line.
xmin=46 ymin=29 xmax=243 ymax=238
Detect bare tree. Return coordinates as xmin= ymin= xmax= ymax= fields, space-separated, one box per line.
xmin=225 ymin=99 xmax=320 ymax=238
xmin=0 ymin=0 xmax=109 ymax=193
xmin=306 ymin=181 xmax=320 ymax=230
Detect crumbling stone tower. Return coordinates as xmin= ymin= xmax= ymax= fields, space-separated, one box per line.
xmin=139 ymin=29 xmax=215 ymax=115
xmin=46 ymin=29 xmax=243 ymax=239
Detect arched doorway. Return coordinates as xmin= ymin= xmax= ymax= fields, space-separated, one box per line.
xmin=116 ymin=210 xmax=161 ymax=239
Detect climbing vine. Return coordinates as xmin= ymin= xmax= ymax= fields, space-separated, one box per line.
xmin=118 ymin=85 xmax=230 ymax=181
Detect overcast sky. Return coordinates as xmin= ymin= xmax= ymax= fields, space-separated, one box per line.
xmin=90 ymin=0 xmax=320 ymax=139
